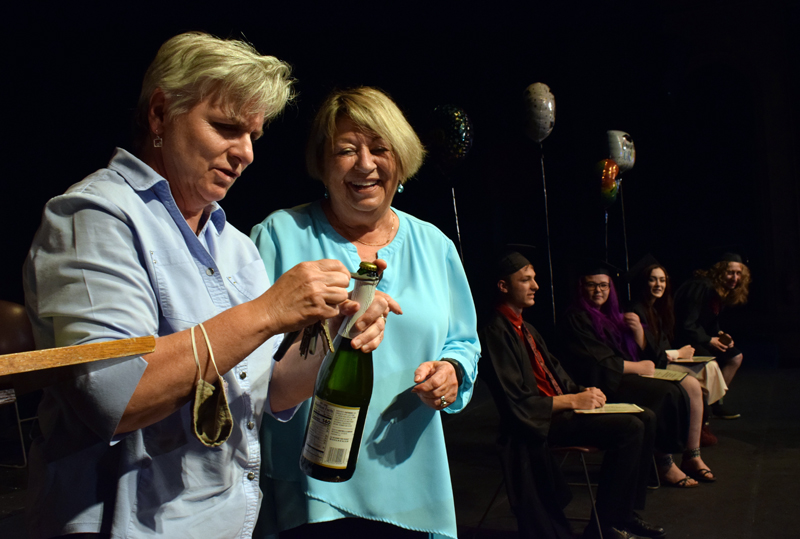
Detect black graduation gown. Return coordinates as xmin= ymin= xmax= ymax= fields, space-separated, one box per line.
xmin=478 ymin=313 xmax=576 ymax=539
xmin=674 ymin=277 xmax=742 ymax=363
xmin=560 ymin=309 xmax=689 ymax=454
xmin=673 ymin=276 xmax=721 ymax=355
xmin=629 ymin=301 xmax=671 ymax=369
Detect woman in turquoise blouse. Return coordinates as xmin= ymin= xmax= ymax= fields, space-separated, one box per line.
xmin=251 ymin=87 xmax=480 ymax=539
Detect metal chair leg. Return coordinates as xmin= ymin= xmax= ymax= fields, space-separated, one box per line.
xmin=0 ymin=400 xmax=28 ymax=469
xmin=580 ymin=453 xmax=603 ymax=539
xmin=473 ymin=476 xmax=505 ymax=537
xmin=651 ymin=455 xmax=661 ymax=489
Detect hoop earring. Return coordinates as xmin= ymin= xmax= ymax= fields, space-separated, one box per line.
xmin=153 ymin=134 xmax=163 ymax=148
xmin=397 ymin=183 xmax=405 ymax=194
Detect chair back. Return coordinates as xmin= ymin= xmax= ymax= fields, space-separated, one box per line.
xmin=0 ymin=300 xmax=35 ymax=355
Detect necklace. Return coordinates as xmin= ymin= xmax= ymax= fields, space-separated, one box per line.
xmin=353 ymin=211 xmax=396 ymax=246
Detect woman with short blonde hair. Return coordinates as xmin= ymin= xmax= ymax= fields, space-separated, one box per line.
xmin=134 ymin=31 xmax=295 ymax=150
xmin=252 ymin=86 xmax=478 ymax=539
xmin=306 ymin=86 xmax=425 ymax=184
xmin=24 ymin=32 xmax=390 ymax=539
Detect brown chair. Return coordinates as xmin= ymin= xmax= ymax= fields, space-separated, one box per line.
xmin=0 ymin=300 xmax=37 ymax=468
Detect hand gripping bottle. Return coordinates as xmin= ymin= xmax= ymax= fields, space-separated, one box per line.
xmin=299 ymin=262 xmax=379 ymax=482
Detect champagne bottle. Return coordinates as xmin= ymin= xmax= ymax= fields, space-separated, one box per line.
xmin=299 ymin=262 xmax=379 ymax=482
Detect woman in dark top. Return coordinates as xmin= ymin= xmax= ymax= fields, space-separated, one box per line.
xmin=629 ymin=260 xmax=717 ymax=482
xmin=561 ymin=264 xmax=698 ymax=487
xmin=674 ymin=253 xmax=749 ymax=419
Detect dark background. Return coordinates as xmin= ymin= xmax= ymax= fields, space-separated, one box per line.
xmin=7 ymin=1 xmax=799 ymax=364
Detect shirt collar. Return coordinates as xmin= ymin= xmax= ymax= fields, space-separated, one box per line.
xmin=497 ymin=303 xmax=523 ymax=327
xmin=108 ymin=148 xmax=226 ymax=232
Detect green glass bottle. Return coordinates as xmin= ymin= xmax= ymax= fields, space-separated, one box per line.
xmin=299 ymin=262 xmax=379 ymax=482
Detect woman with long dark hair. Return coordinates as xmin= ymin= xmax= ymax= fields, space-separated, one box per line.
xmin=629 ymin=258 xmax=720 ymax=481
xmin=561 ymin=262 xmax=698 ymax=487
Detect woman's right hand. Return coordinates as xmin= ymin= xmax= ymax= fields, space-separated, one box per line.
xmin=709 ymin=337 xmax=730 ymax=352
xmin=259 ymin=260 xmax=352 ymax=335
xmin=677 ymin=344 xmax=695 ymax=359
xmin=635 ymin=360 xmax=656 ymax=376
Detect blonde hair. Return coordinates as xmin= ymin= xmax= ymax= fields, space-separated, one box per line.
xmin=696 ymin=261 xmax=752 ymax=306
xmin=306 ymin=87 xmax=425 ymax=183
xmin=135 ymin=31 xmax=294 ymax=148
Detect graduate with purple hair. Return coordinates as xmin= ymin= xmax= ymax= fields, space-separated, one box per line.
xmin=560 ymin=261 xmax=696 ymax=488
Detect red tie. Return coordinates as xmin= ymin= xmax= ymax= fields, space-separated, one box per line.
xmin=520 ymin=323 xmax=563 ymax=396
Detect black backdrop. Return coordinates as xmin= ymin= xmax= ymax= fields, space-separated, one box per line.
xmin=7 ymin=1 xmax=799 ymax=363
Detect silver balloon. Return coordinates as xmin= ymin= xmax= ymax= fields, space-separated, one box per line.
xmin=607 ymin=130 xmax=636 ymax=174
xmin=524 ymin=83 xmax=556 ymax=143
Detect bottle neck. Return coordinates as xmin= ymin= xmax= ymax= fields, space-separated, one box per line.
xmin=339 ymin=275 xmax=378 ymax=339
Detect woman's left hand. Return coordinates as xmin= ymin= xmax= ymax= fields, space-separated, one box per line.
xmin=623 ymin=312 xmax=646 ymax=349
xmin=412 ymin=361 xmax=458 ymax=410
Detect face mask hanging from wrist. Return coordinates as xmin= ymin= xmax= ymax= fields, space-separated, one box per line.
xmin=190 ymin=323 xmax=233 ymax=447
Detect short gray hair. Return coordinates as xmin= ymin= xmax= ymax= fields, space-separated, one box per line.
xmin=306 ymin=87 xmax=425 ymax=184
xmin=135 ymin=31 xmax=294 ymax=148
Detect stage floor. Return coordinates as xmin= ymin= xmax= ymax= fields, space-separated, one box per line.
xmin=2 ymin=368 xmax=798 ymax=538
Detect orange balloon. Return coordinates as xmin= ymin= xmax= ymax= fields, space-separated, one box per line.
xmin=597 ymin=159 xmax=620 ymax=207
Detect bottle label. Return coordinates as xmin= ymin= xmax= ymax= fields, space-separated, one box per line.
xmin=302 ymin=397 xmax=361 ymax=469
xmin=340 ymin=275 xmax=378 ymax=339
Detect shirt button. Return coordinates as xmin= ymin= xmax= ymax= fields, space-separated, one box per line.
xmin=247 ymin=421 xmax=255 ymax=430
xmin=206 ymin=267 xmax=215 ymax=276
xmin=239 ymin=372 xmax=247 ymax=380
xmin=247 ymin=472 xmax=256 ymax=481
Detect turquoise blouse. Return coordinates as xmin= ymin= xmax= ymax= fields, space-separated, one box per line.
xmin=250 ymin=201 xmax=480 ymax=539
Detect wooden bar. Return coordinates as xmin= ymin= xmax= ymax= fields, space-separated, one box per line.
xmin=0 ymin=336 xmax=155 ymax=377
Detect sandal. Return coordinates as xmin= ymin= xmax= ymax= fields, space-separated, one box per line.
xmin=682 ymin=466 xmax=716 ymax=483
xmin=664 ymin=475 xmax=699 ymax=488
xmin=655 ymin=453 xmax=699 ymax=488
xmin=681 ymin=448 xmax=716 ymax=482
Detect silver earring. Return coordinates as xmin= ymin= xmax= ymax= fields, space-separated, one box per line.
xmin=323 ymin=187 xmax=329 ymax=199
xmin=153 ymin=134 xmax=163 ymax=148
xmin=397 ymin=183 xmax=405 ymax=193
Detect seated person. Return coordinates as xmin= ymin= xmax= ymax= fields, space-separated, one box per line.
xmin=627 ymin=256 xmax=718 ymax=476
xmin=674 ymin=252 xmax=750 ymax=419
xmin=479 ymin=251 xmax=664 ymax=539
xmin=560 ymin=260 xmax=696 ymax=489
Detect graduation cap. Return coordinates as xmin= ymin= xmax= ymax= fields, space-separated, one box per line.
xmin=626 ymin=253 xmax=661 ymax=283
xmin=704 ymin=246 xmax=749 ymax=268
xmin=575 ymin=258 xmax=622 ymax=279
xmin=719 ymin=252 xmax=743 ymax=263
xmin=494 ymin=244 xmax=536 ymax=281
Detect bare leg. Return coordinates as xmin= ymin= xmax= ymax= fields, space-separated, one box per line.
xmin=721 ymin=353 xmax=743 ymax=386
xmin=679 ymin=376 xmax=714 ymax=478
xmin=656 ymin=453 xmax=698 ymax=486
xmin=681 ymin=375 xmax=703 ymax=449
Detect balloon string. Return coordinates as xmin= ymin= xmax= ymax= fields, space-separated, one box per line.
xmin=540 ymin=146 xmax=556 ymax=326
xmin=604 ymin=210 xmax=609 ymax=263
xmin=451 ymin=186 xmax=465 ymax=263
xmin=620 ymin=182 xmax=631 ymax=301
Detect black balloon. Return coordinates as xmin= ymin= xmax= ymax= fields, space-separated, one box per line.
xmin=428 ymin=105 xmax=473 ymax=173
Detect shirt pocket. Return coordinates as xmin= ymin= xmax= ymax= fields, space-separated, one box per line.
xmin=150 ymin=248 xmax=211 ymax=323
xmin=225 ymin=258 xmax=269 ymax=303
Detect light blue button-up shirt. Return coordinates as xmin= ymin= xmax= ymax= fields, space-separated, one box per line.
xmin=23 ymin=148 xmax=286 ymax=539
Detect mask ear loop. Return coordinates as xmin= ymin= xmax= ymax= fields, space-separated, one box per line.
xmin=191 ymin=325 xmax=202 ymax=382
xmin=190 ymin=323 xmax=232 ymax=447
xmin=196 ymin=322 xmax=224 ymax=390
